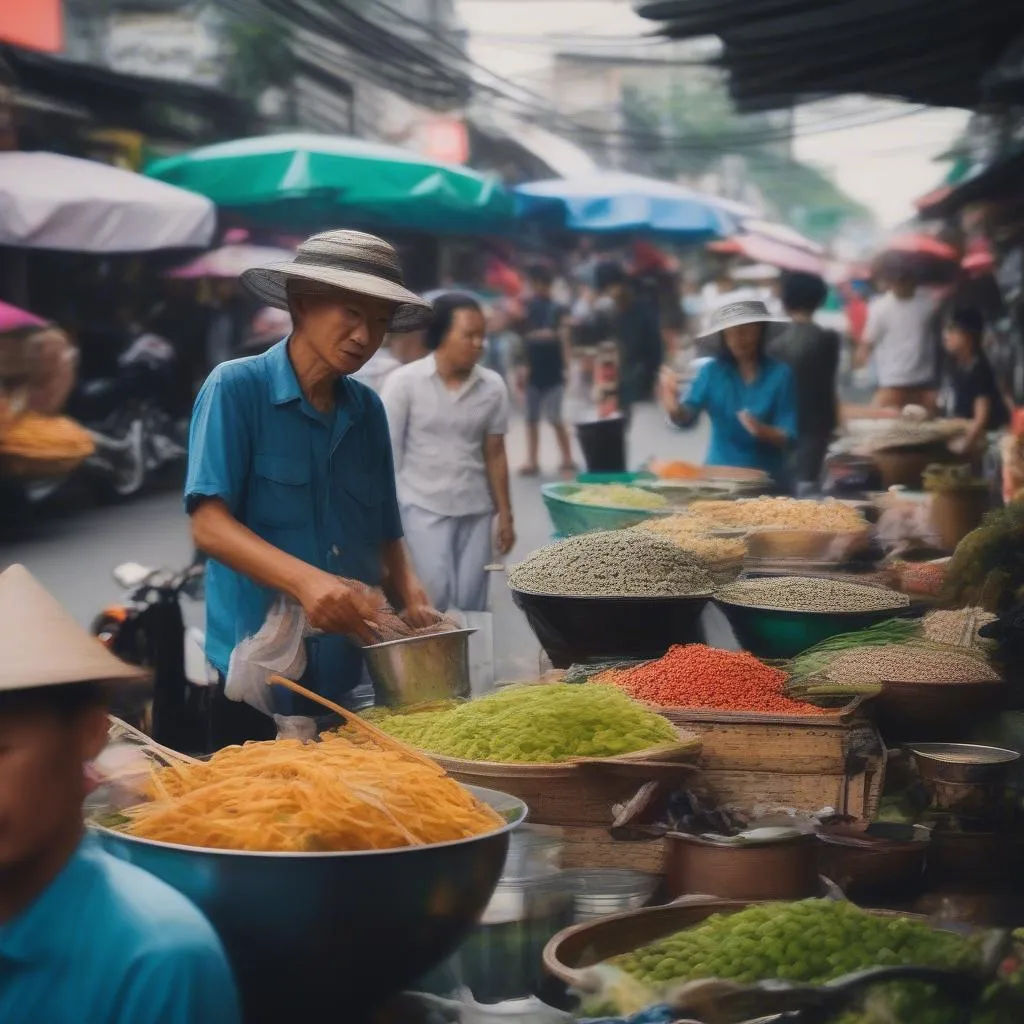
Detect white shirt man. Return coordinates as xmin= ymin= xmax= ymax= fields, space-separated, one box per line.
xmin=862 ymin=281 xmax=942 ymax=409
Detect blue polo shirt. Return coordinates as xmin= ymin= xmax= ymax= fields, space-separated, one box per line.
xmin=681 ymin=356 xmax=798 ymax=480
xmin=185 ymin=339 xmax=404 ymax=714
xmin=0 ymin=834 xmax=239 ymax=1024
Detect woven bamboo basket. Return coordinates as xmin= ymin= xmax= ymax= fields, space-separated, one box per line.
xmin=641 ymin=701 xmax=885 ymax=820
xmin=430 ymin=733 xmax=701 ymax=828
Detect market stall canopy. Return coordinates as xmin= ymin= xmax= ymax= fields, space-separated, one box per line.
xmin=514 ymin=172 xmax=737 ymax=239
xmin=1 ymin=44 xmax=255 ymax=146
xmin=0 ymin=152 xmax=216 ymax=253
xmin=708 ymin=219 xmax=826 ymax=275
xmin=637 ymin=0 xmax=1024 ymax=111
xmin=145 ymin=133 xmax=514 ymax=236
xmin=918 ymin=143 xmax=1024 ymax=220
xmin=167 ymin=244 xmax=295 ymax=280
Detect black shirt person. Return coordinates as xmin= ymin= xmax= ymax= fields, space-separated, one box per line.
xmin=514 ymin=264 xmax=575 ymax=475
xmin=592 ymin=260 xmax=663 ymax=408
xmin=942 ymin=306 xmax=1009 ymax=454
xmin=766 ymin=272 xmax=840 ymax=492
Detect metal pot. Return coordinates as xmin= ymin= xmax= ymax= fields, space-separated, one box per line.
xmin=363 ymin=627 xmax=476 ymax=708
xmin=96 ymin=786 xmax=524 ymax=1022
xmin=665 ymin=831 xmax=819 ymax=902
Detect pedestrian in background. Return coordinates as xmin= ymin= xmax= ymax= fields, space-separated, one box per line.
xmin=857 ymin=270 xmax=942 ymax=412
xmin=592 ymin=260 xmax=663 ymax=410
xmin=382 ymin=293 xmax=515 ymax=614
xmin=514 ymin=264 xmax=576 ymax=476
xmin=941 ymin=305 xmax=1009 ymax=456
xmin=659 ymin=300 xmax=797 ymax=488
xmin=767 ymin=272 xmax=840 ymax=493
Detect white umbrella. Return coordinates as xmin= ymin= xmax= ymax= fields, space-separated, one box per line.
xmin=0 ymin=152 xmax=215 ymax=252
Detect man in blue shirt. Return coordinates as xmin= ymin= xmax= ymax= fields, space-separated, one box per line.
xmin=0 ymin=563 xmax=239 ymax=1024
xmin=186 ymin=230 xmax=436 ymax=742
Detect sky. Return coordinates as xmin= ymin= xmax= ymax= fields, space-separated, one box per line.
xmin=457 ymin=0 xmax=971 ymax=229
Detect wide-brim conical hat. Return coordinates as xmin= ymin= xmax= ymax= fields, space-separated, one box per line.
xmin=0 ymin=564 xmax=146 ymax=691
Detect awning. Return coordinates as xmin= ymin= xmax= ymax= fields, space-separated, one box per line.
xmin=470 ymin=112 xmax=598 ymax=179
xmin=1 ymin=44 xmax=256 ymax=144
xmin=918 ymin=143 xmax=1024 ymax=218
xmin=637 ymin=0 xmax=1024 ymax=111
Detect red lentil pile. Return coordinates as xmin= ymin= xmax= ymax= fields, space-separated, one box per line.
xmin=601 ymin=644 xmax=826 ymax=715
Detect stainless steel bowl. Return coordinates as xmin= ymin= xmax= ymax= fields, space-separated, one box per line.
xmin=363 ymin=627 xmax=477 ymax=708
xmin=909 ymin=743 xmax=1021 ymax=784
xmin=95 ymin=785 xmax=525 ymax=1022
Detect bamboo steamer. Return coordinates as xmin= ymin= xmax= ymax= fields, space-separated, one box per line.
xmin=430 ymin=734 xmax=701 ymax=828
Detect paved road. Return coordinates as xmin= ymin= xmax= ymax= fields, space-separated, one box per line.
xmin=0 ymin=404 xmax=712 ymax=680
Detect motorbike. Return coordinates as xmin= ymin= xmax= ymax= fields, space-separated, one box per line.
xmin=92 ymin=556 xmax=214 ymax=753
xmin=69 ymin=332 xmax=188 ymax=498
xmin=7 ymin=333 xmax=188 ymax=515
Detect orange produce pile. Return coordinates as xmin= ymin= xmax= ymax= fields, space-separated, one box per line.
xmin=650 ymin=458 xmax=702 ymax=480
xmin=599 ymin=644 xmax=827 ymax=715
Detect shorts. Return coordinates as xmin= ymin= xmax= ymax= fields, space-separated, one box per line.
xmin=873 ymin=385 xmax=937 ymax=413
xmin=526 ymin=384 xmax=564 ymax=425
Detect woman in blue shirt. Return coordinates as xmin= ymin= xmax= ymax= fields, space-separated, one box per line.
xmin=658 ymin=299 xmax=798 ymax=485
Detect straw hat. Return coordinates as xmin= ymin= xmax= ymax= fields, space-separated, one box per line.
xmin=697 ymin=299 xmax=786 ymax=339
xmin=0 ymin=564 xmax=146 ymax=692
xmin=240 ymin=229 xmax=433 ymax=333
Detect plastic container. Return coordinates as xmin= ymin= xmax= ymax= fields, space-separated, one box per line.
xmin=566 ymin=869 xmax=659 ymax=923
xmin=712 ymin=597 xmax=908 ymax=660
xmin=509 ymin=588 xmax=708 ymax=668
xmin=457 ymin=873 xmax=574 ymax=1004
xmin=540 ymin=481 xmax=667 ymax=537
xmin=575 ymin=415 xmax=626 ymax=473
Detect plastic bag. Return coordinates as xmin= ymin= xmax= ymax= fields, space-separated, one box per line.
xmin=225 ymin=596 xmax=312 ymax=715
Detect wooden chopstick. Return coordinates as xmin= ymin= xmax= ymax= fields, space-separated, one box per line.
xmin=266 ymin=674 xmax=444 ymax=774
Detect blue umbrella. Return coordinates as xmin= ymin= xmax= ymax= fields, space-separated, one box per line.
xmin=514 ymin=172 xmax=738 ymax=239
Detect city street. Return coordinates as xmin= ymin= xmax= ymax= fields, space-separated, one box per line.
xmin=0 ymin=404 xmax=711 ymax=681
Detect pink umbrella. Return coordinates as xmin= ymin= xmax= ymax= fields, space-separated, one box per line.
xmin=167 ymin=243 xmax=294 ymax=280
xmin=0 ymin=300 xmax=46 ymax=333
xmin=709 ymin=233 xmax=826 ymax=275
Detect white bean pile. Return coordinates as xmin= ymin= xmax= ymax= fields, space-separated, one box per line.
xmin=823 ymin=644 xmax=1001 ymax=685
xmin=508 ymin=530 xmax=714 ymax=598
xmin=718 ymin=575 xmax=910 ymax=613
xmin=922 ymin=607 xmax=996 ymax=649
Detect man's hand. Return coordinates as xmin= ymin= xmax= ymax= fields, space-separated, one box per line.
xmin=496 ymin=512 xmax=516 ymax=556
xmin=400 ymin=578 xmax=437 ymax=629
xmin=297 ymin=571 xmax=385 ymax=645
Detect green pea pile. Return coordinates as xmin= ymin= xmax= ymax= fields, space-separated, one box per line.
xmin=368 ymin=683 xmax=682 ymax=763
xmin=613 ymin=900 xmax=978 ymax=989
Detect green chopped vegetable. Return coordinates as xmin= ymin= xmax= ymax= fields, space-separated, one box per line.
xmin=612 ymin=900 xmax=987 ymax=1024
xmin=365 ymin=683 xmax=681 ymax=763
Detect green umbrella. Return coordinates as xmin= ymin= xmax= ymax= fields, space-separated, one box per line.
xmin=145 ymin=133 xmax=514 ymax=235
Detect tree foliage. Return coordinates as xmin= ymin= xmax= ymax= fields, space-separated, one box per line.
xmin=619 ymin=74 xmax=870 ymax=234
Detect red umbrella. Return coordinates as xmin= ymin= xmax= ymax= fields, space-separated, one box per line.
xmin=883 ymin=233 xmax=959 ymax=261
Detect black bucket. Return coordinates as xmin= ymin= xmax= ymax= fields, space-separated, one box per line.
xmin=576 ymin=415 xmax=626 ymax=473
